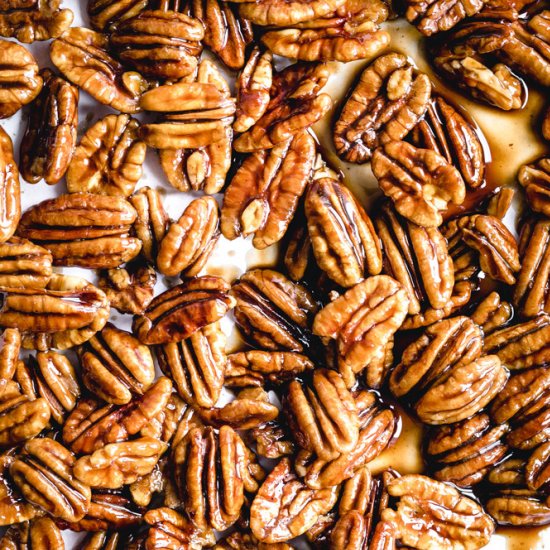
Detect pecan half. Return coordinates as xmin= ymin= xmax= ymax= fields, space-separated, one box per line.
xmin=0 ymin=238 xmax=52 ymax=290
xmin=471 ymin=291 xmax=513 ymax=336
xmin=0 ymin=394 xmax=50 ymax=449
xmin=66 ymin=114 xmax=146 ymax=197
xmin=333 ymin=53 xmax=431 ymax=163
xmin=519 ymin=157 xmax=550 ymax=216
xmin=0 ymin=517 xmax=64 ymax=550
xmin=526 ymin=441 xmax=550 ymax=491
xmin=0 ymin=129 xmax=20 ymax=244
xmin=88 ymin=0 xmax=148 ymax=31
xmin=0 ymin=329 xmax=19 ymax=398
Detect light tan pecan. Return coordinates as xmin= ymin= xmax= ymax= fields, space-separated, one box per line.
xmin=222 ymin=132 xmax=315 ymax=250
xmin=333 ymin=53 xmax=431 ymax=163
xmin=157 ymin=197 xmax=219 ymax=277
xmin=382 ymin=474 xmax=495 ymax=548
xmin=0 ymin=274 xmax=110 ymax=351
xmin=519 ymin=157 xmax=550 ymax=216
xmin=250 ymin=457 xmax=338 ymax=543
xmin=134 ymin=277 xmax=235 ymax=345
xmin=66 ymin=114 xmax=146 ymax=197
xmin=231 ymin=269 xmax=318 ymax=352
xmin=234 ymin=62 xmax=332 ymax=152
xmin=313 ymin=275 xmax=408 ymax=388
xmin=17 ymin=192 xmax=140 ymax=269
xmin=129 ymin=186 xmax=169 ymax=264
xmin=0 ymin=238 xmax=52 ymax=290
xmin=0 ymin=517 xmax=65 ymax=550
xmin=19 ymin=69 xmax=78 ymax=185
xmin=0 ymin=394 xmax=50 ymax=449
xmin=0 ymin=328 xmax=19 ymax=396
xmin=0 ymin=128 xmax=20 ymax=244
xmin=526 ymin=441 xmax=550 ymax=491
xmin=50 ymin=27 xmax=146 ymax=113
xmin=63 ymin=376 xmax=172 ymax=454
xmin=471 ymin=291 xmax=513 ymax=336
xmin=156 ymin=321 xmax=226 ymax=408
xmin=88 ymin=0 xmax=148 ymax=31
xmin=110 ymin=10 xmax=204 ymax=80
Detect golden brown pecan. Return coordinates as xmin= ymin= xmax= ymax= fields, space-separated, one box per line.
xmin=158 ymin=197 xmax=219 ymax=277
xmin=129 ymin=186 xmax=169 ymax=264
xmin=129 ymin=457 xmax=167 ymax=507
xmin=526 ymin=441 xmax=550 ymax=491
xmin=234 ymin=47 xmax=273 ymax=133
xmin=134 ymin=277 xmax=235 ymax=345
xmin=0 ymin=328 xmax=19 ymax=396
xmin=331 ymin=512 xmax=396 ymax=550
xmin=0 ymin=516 xmax=64 ymax=550
xmin=98 ymin=262 xmax=156 ymax=315
xmin=174 ymin=425 xmax=259 ymax=531
xmin=231 ymin=269 xmax=318 ymax=352
xmin=222 ymin=132 xmax=315 ymax=250
xmin=372 ymin=141 xmax=466 ymax=228
xmin=50 ymin=27 xmax=146 ymax=113
xmin=248 ymin=420 xmax=295 ymax=459
xmin=214 ymin=530 xmax=291 ymax=550
xmin=66 ymin=114 xmax=146 ymax=197
xmin=19 ymin=69 xmax=78 ymax=185
xmin=425 ymin=413 xmax=509 ymax=487
xmin=110 ymin=10 xmax=204 ymax=80
xmin=313 ymin=275 xmax=408 ymax=388
xmin=487 ymin=186 xmax=515 ymax=219
xmin=519 ymin=156 xmax=550 ymax=216
xmin=88 ymin=0 xmax=148 ymax=31
xmin=0 ymin=394 xmax=50 ymax=448
xmin=443 ymin=215 xmax=481 ymax=281
xmin=10 ymin=437 xmax=91 ymax=522
xmin=382 ymin=474 xmax=494 ymax=548
xmin=0 ymin=129 xmax=20 ymax=244
xmin=283 ymin=213 xmax=316 ymax=282
xmin=0 ymin=274 xmax=110 ymax=351
xmin=333 ymin=53 xmax=431 ymax=164
xmin=471 ymin=291 xmax=513 ymax=336
xmin=63 ymin=376 xmax=172 ymax=454
xmin=0 ymin=39 xmax=42 ymax=119
xmin=156 ymin=321 xmax=226 ymax=408
xmin=234 ymin=62 xmax=332 ymax=152
xmin=0 ymin=238 xmax=52 ymax=290
xmin=305 ymin=177 xmax=382 ymax=287
xmin=17 ymin=192 xmax=140 ymax=269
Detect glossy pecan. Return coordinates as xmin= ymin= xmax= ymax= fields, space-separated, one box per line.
xmin=0 ymin=129 xmax=20 ymax=244
xmin=0 ymin=328 xmax=19 ymax=396
xmin=0 ymin=516 xmax=64 ymax=550
xmin=333 ymin=53 xmax=431 ymax=163
xmin=526 ymin=441 xmax=550 ymax=491
xmin=88 ymin=0 xmax=148 ymax=31
xmin=0 ymin=238 xmax=52 ymax=290
xmin=248 ymin=420 xmax=295 ymax=459
xmin=0 ymin=394 xmax=50 ymax=449
xmin=471 ymin=291 xmax=513 ymax=336
xmin=519 ymin=157 xmax=550 ymax=216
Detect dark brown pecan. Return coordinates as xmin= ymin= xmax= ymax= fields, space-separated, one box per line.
xmin=425 ymin=413 xmax=509 ymax=486
xmin=66 ymin=114 xmax=146 ymax=197
xmin=88 ymin=0 xmax=148 ymax=31
xmin=526 ymin=441 xmax=550 ymax=491
xmin=0 ymin=238 xmax=52 ymax=290
xmin=333 ymin=53 xmax=431 ymax=164
xmin=0 ymin=394 xmax=50 ymax=448
xmin=134 ymin=277 xmax=235 ymax=345
xmin=19 ymin=69 xmax=78 ymax=185
xmin=544 ymin=105 xmax=550 ymax=140
xmin=50 ymin=27 xmax=146 ymax=113
xmin=222 ymin=132 xmax=315 ymax=250
xmin=63 ymin=376 xmax=172 ymax=454
xmin=0 ymin=328 xmax=19 ymax=395
xmin=0 ymin=516 xmax=64 ymax=550
xmin=305 ymin=177 xmax=382 ymax=288
xmin=234 ymin=62 xmax=332 ymax=152
xmin=250 ymin=457 xmax=338 ymax=543
xmin=156 ymin=321 xmax=226 ymax=408
xmin=0 ymin=129 xmax=20 ymax=244
xmin=471 ymin=291 xmax=513 ymax=336
xmin=158 ymin=197 xmax=219 ymax=277
xmin=111 ymin=10 xmax=204 ymax=80
xmin=518 ymin=156 xmax=550 ymax=216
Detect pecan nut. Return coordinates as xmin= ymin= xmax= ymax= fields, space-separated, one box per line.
xmin=0 ymin=328 xmax=19 ymax=397
xmin=0 ymin=238 xmax=52 ymax=290
xmin=471 ymin=291 xmax=513 ymax=336
xmin=0 ymin=394 xmax=50 ymax=449
xmin=526 ymin=441 xmax=550 ymax=491
xmin=88 ymin=0 xmax=148 ymax=31
xmin=0 ymin=517 xmax=64 ymax=550
xmin=544 ymin=105 xmax=550 ymax=140
xmin=0 ymin=128 xmax=20 ymax=243
xmin=518 ymin=156 xmax=550 ymax=216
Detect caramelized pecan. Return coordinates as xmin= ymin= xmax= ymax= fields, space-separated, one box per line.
xmin=0 ymin=394 xmax=50 ymax=449
xmin=471 ymin=291 xmax=513 ymax=336
xmin=0 ymin=328 xmax=19 ymax=396
xmin=519 ymin=156 xmax=550 ymax=216
xmin=88 ymin=0 xmax=148 ymax=31
xmin=0 ymin=238 xmax=52 ymax=290
xmin=0 ymin=128 xmax=20 ymax=243
xmin=526 ymin=441 xmax=550 ymax=491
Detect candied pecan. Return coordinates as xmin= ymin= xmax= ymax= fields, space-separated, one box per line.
xmin=158 ymin=197 xmax=219 ymax=277
xmin=134 ymin=277 xmax=234 ymax=345
xmin=111 ymin=10 xmax=204 ymax=80
xmin=66 ymin=114 xmax=146 ymax=197
xmin=382 ymin=474 xmax=494 ymax=548
xmin=249 ymin=421 xmax=295 ymax=458
xmin=129 ymin=186 xmax=169 ymax=264
xmin=313 ymin=275 xmax=408 ymax=388
xmin=0 ymin=328 xmax=19 ymax=395
xmin=129 ymin=457 xmax=167 ymax=507
xmin=519 ymin=156 xmax=550 ymax=216
xmin=333 ymin=53 xmax=431 ymax=163
xmin=63 ymin=377 xmax=172 ymax=454
xmin=156 ymin=321 xmax=226 ymax=408
xmin=305 ymin=177 xmax=382 ymax=287
xmin=231 ymin=269 xmax=318 ymax=352
xmin=234 ymin=62 xmax=332 ymax=152
xmin=0 ymin=129 xmax=20 ymax=244
xmin=487 ymin=187 xmax=515 ymax=219
xmin=471 ymin=291 xmax=513 ymax=336
xmin=50 ymin=27 xmax=146 ymax=113
xmin=283 ymin=213 xmax=315 ymax=282
xmin=88 ymin=0 xmax=148 ymax=31
xmin=98 ymin=262 xmax=156 ymax=315
xmin=19 ymin=69 xmax=78 ymax=185
xmin=223 ymin=133 xmax=315 ymax=250
xmin=10 ymin=438 xmax=91 ymax=522
xmin=0 ymin=238 xmax=52 ymax=290
xmin=0 ymin=394 xmax=50 ymax=448
xmin=250 ymin=457 xmax=338 ymax=543
xmin=0 ymin=516 xmax=64 ymax=550
xmin=0 ymin=274 xmax=110 ymax=351
xmin=526 ymin=441 xmax=550 ymax=491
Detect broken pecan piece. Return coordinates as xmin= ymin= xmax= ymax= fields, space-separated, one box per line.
xmin=471 ymin=291 xmax=513 ymax=336
xmin=518 ymin=156 xmax=550 ymax=216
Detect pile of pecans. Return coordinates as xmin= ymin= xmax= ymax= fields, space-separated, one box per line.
xmin=0 ymin=0 xmax=548 ymax=548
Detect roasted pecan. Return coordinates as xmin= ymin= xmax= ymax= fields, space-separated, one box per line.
xmin=283 ymin=213 xmax=316 ymax=283
xmin=19 ymin=69 xmax=78 ymax=185
xmin=129 ymin=457 xmax=167 ymax=507
xmin=158 ymin=197 xmax=219 ymax=277
xmin=526 ymin=441 xmax=550 ymax=491
xmin=111 ymin=10 xmax=204 ymax=80
xmin=63 ymin=376 xmax=172 ymax=454
xmin=333 ymin=53 xmax=431 ymax=164
xmin=0 ymin=328 xmax=19 ymax=396
xmin=0 ymin=516 xmax=64 ymax=550
xmin=66 ymin=114 xmax=146 ymax=197
xmin=88 ymin=0 xmax=148 ymax=31
xmin=519 ymin=156 xmax=550 ymax=216
xmin=382 ymin=474 xmax=494 ymax=548
xmin=304 ymin=177 xmax=382 ymax=288
xmin=0 ymin=238 xmax=52 ymax=290
xmin=231 ymin=269 xmax=318 ymax=353
xmin=0 ymin=129 xmax=20 ymax=244
xmin=471 ymin=291 xmax=513 ymax=336
xmin=10 ymin=437 xmax=91 ymax=522
xmin=156 ymin=321 xmax=226 ymax=408
xmin=50 ymin=27 xmax=146 ymax=113
xmin=313 ymin=275 xmax=408 ymax=388
xmin=0 ymin=274 xmax=110 ymax=351
xmin=487 ymin=187 xmax=515 ymax=219
xmin=248 ymin=420 xmax=295 ymax=459
xmin=17 ymin=192 xmax=140 ymax=269
xmin=0 ymin=394 xmax=50 ymax=448
xmin=234 ymin=62 xmax=332 ymax=152
xmin=134 ymin=277 xmax=234 ymax=345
